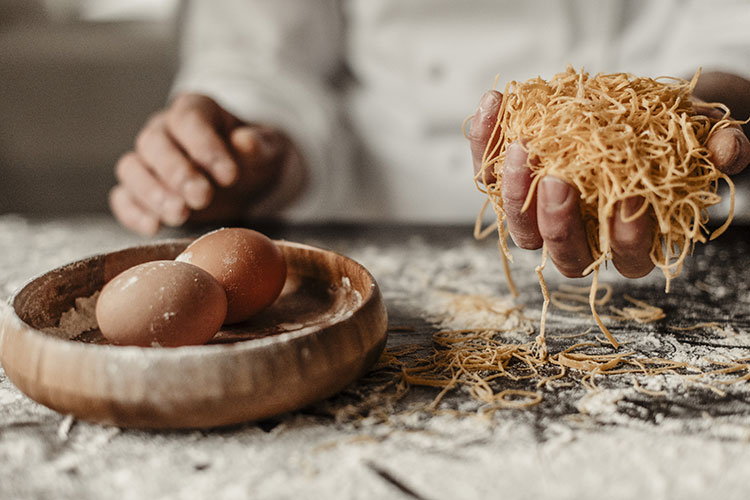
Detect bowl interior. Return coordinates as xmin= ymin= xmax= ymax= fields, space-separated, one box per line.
xmin=12 ymin=239 xmax=374 ymax=346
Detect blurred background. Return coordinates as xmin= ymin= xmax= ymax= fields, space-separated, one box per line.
xmin=1 ymin=0 xmax=747 ymax=222
xmin=0 ymin=0 xmax=179 ymax=215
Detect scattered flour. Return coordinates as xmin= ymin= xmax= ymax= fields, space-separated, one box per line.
xmin=420 ymin=290 xmax=524 ymax=333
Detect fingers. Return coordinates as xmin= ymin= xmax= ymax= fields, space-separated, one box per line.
xmin=609 ymin=197 xmax=655 ymax=278
xmin=114 ymin=153 xmax=189 ymax=227
xmin=501 ymin=142 xmax=543 ymax=249
xmin=167 ymin=95 xmax=239 ymax=186
xmin=706 ymin=127 xmax=750 ymax=176
xmin=506 ymin=171 xmax=655 ymax=278
xmin=499 ymin=142 xmax=594 ymax=277
xmin=534 ymin=183 xmax=654 ymax=279
xmin=536 ymin=177 xmax=594 ymax=278
xmin=109 ymin=186 xmax=159 ymax=236
xmin=469 ymin=90 xmax=503 ymax=185
xmin=111 ymin=93 xmax=254 ymax=234
xmin=488 ymin=134 xmax=655 ymax=280
xmin=111 ymin=93 xmax=298 ymax=235
xmin=135 ymin=114 xmax=213 ymax=210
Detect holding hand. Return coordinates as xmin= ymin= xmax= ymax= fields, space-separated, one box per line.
xmin=469 ymin=88 xmax=750 ymax=279
xmin=110 ymin=94 xmax=302 ymax=235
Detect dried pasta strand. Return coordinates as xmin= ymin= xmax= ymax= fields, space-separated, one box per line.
xmin=551 ymin=283 xmax=614 ymax=312
xmin=590 ymin=268 xmax=618 ymax=347
xmin=669 ymin=322 xmax=722 ymax=331
xmin=347 ymin=293 xmax=750 ymax=421
xmin=534 ymin=245 xmax=550 ymax=359
xmin=609 ymin=294 xmax=666 ymax=323
xmin=477 ymin=66 xmax=739 ymax=347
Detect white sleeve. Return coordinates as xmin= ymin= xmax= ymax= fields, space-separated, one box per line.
xmin=660 ymin=0 xmax=750 ymax=81
xmin=171 ymin=0 xmax=351 ymax=221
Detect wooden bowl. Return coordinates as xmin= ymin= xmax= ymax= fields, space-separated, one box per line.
xmin=0 ymin=239 xmax=388 ymax=429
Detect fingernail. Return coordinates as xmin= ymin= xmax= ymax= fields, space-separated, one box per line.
xmin=709 ymin=129 xmax=741 ymax=168
xmin=505 ymin=142 xmax=528 ymax=171
xmin=622 ymin=197 xmax=642 ymax=220
xmin=230 ymin=127 xmax=258 ymax=155
xmin=721 ymin=132 xmax=741 ymax=166
xmin=539 ymin=177 xmax=572 ymax=211
xmin=731 ymin=132 xmax=742 ymax=165
xmin=478 ymin=91 xmax=499 ymax=115
xmin=183 ymin=177 xmax=212 ymax=210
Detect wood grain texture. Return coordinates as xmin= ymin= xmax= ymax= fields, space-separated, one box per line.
xmin=0 ymin=239 xmax=388 ymax=429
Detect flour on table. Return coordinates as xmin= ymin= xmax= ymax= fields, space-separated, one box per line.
xmin=421 ymin=291 xmax=523 ymax=332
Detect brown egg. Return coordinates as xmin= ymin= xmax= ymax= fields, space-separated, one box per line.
xmin=176 ymin=228 xmax=286 ymax=324
xmin=95 ymin=260 xmax=227 ymax=347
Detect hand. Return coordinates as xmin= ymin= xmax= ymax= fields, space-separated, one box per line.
xmin=110 ymin=93 xmax=302 ymax=235
xmin=469 ymin=90 xmax=750 ymax=279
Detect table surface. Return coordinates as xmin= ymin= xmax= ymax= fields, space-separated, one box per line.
xmin=1 ymin=214 xmax=749 ymax=500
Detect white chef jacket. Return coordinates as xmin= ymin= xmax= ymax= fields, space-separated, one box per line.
xmin=172 ymin=0 xmax=750 ymax=223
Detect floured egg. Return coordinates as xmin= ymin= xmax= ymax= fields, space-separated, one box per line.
xmin=176 ymin=228 xmax=286 ymax=324
xmin=95 ymin=260 xmax=227 ymax=347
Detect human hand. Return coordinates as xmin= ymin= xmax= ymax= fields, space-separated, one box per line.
xmin=469 ymin=90 xmax=750 ymax=279
xmin=110 ymin=93 xmax=301 ymax=235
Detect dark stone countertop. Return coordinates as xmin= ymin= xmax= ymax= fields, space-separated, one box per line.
xmin=1 ymin=214 xmax=749 ymax=500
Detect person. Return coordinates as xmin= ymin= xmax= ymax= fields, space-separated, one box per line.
xmin=110 ymin=0 xmax=750 ymax=279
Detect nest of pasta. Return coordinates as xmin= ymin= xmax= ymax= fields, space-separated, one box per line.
xmin=477 ymin=66 xmax=739 ymax=349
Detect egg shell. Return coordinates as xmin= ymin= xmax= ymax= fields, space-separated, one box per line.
xmin=95 ymin=260 xmax=228 ymax=347
xmin=176 ymin=228 xmax=286 ymax=324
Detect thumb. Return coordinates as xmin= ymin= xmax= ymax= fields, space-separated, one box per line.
xmin=230 ymin=126 xmax=284 ymax=163
xmin=228 ymin=126 xmax=286 ymax=191
xmin=229 ymin=126 xmax=259 ymax=157
xmin=707 ymin=127 xmax=750 ymax=176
